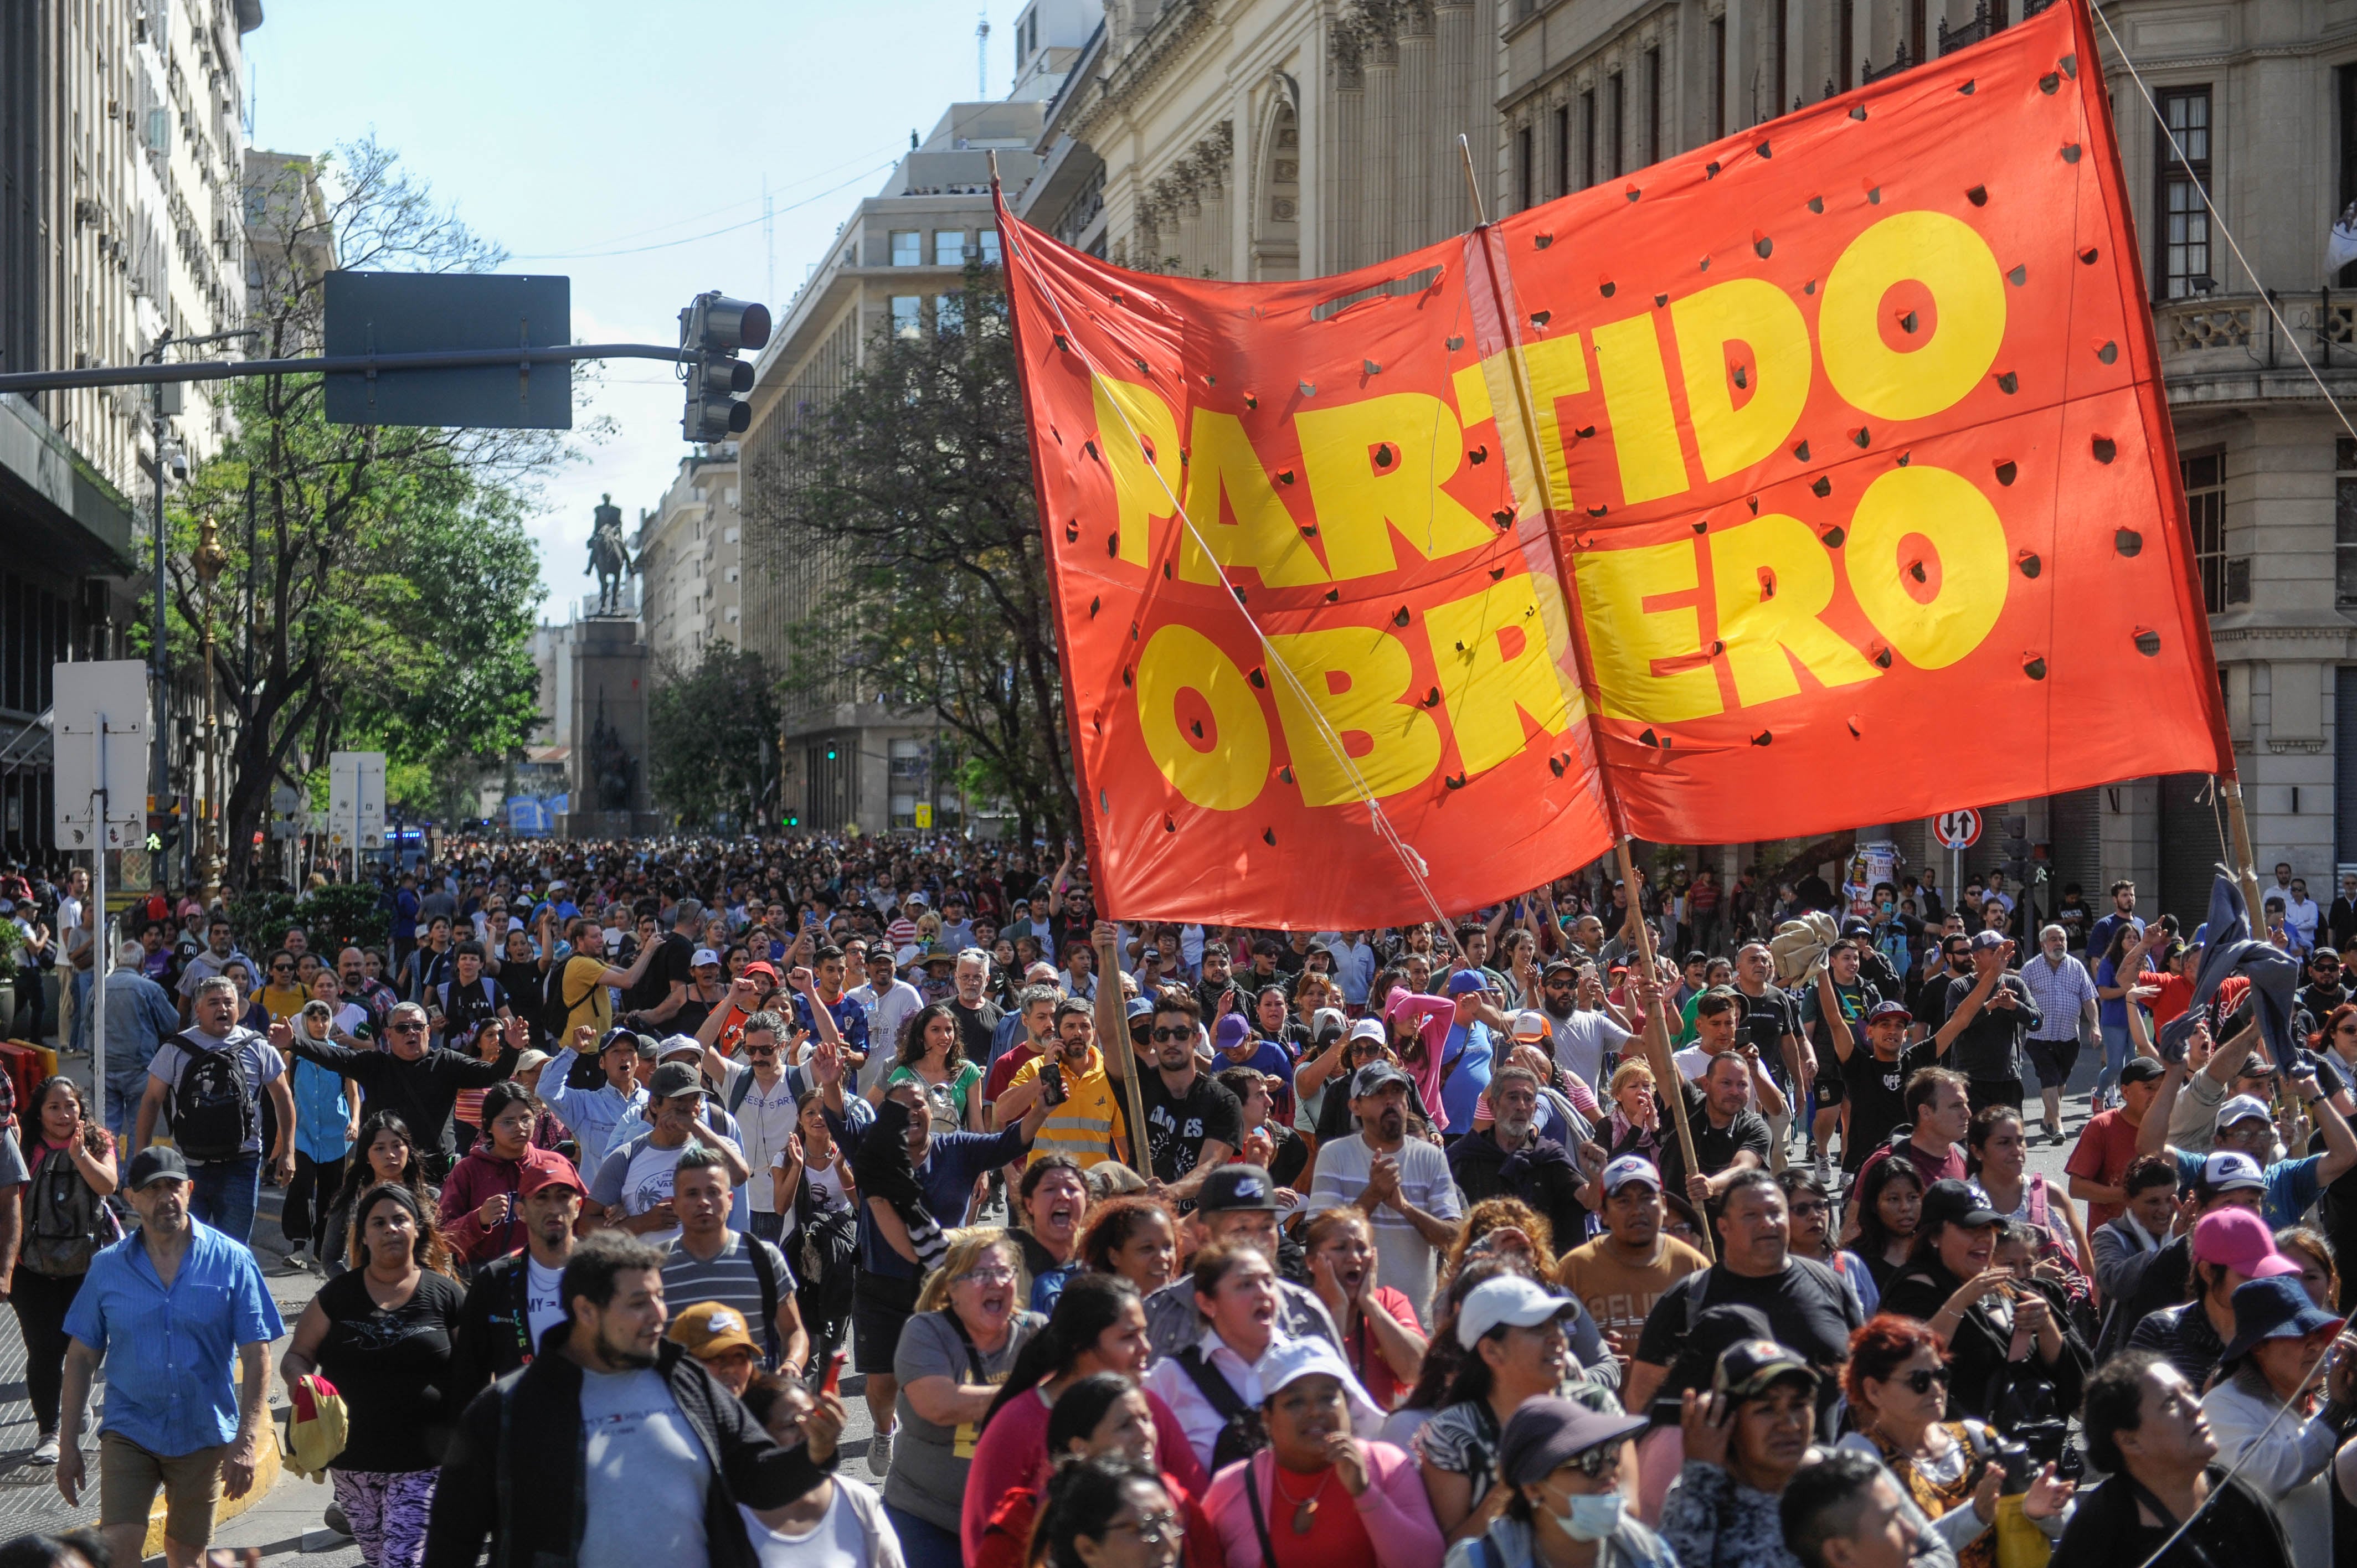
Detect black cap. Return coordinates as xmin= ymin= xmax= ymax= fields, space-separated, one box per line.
xmin=1919 ymin=1178 xmax=2003 ymax=1231
xmin=127 ymin=1146 xmax=190 ymax=1190
xmin=1350 ymin=1060 xmax=1413 ymax=1098
xmin=1197 ymin=1164 xmax=1284 ymax=1213
xmin=2119 ymin=1056 xmax=2166 ymax=1086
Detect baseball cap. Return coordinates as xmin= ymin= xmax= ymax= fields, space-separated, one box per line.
xmin=1126 ymin=996 xmax=1157 ymax=1022
xmin=687 ymin=949 xmax=718 ymax=970
xmin=2119 ymin=1057 xmax=2166 ymax=1085
xmin=1967 ymin=930 xmax=2008 ymax=952
xmin=2220 ymin=1274 xmax=2347 ymax=1363
xmin=1713 ymin=1339 xmax=1820 ymax=1399
xmin=649 ymin=1061 xmax=703 ymax=1100
xmin=1839 ymin=916 xmax=1873 ymax=937
xmin=517 ymin=1158 xmax=586 ymax=1199
xmin=1346 ymin=1017 xmax=1387 ymax=1046
xmin=904 ymin=891 xmax=928 ymax=907
xmin=598 ymin=1025 xmax=641 ymax=1055
xmin=1497 ymin=1397 xmax=1650 ymax=1487
xmin=742 ymin=961 xmax=779 ymax=982
xmin=657 ymin=1034 xmax=705 ymax=1062
xmin=513 ymin=1049 xmax=552 ymax=1079
xmin=1458 ymin=1276 xmax=1582 ymax=1347
xmin=2198 ymin=1149 xmax=2269 ymax=1195
xmin=1865 ymin=999 xmax=1913 ymax=1025
xmin=1444 ymin=969 xmax=1489 ymax=997
xmin=1351 ymin=1060 xmax=1412 ymax=1097
xmin=1918 ymin=1179 xmax=2003 ymax=1231
xmin=1253 ymin=1337 xmax=1385 ymax=1427
xmin=667 ymin=1302 xmax=759 ymax=1361
xmin=1214 ymin=1015 xmax=1252 ymax=1052
xmin=126 ymin=1146 xmax=189 ymax=1190
xmin=2191 ymin=1206 xmax=2301 ymax=1276
xmin=1510 ymin=1010 xmax=1551 ymax=1043
xmin=2215 ymin=1094 xmax=2274 ymax=1132
xmin=1196 ymin=1164 xmax=1284 ymax=1213
xmin=1601 ymin=1155 xmax=1663 ymax=1195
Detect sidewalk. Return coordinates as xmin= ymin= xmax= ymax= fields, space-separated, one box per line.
xmin=0 ymin=1034 xmax=349 ymax=1566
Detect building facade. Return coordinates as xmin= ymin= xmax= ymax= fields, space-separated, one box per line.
xmin=634 ymin=446 xmax=743 ymax=678
xmin=738 ymin=99 xmax=1046 ymax=834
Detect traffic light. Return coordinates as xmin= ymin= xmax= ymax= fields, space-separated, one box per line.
xmin=147 ymin=801 xmax=181 ymax=855
xmin=783 ymin=812 xmax=801 ymax=829
xmin=680 ymin=291 xmax=771 ymax=442
xmin=824 ymin=744 xmax=840 ymax=763
xmin=1999 ymin=814 xmax=2030 ymax=889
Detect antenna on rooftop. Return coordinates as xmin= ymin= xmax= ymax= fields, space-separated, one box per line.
xmin=977 ymin=9 xmax=991 ymax=99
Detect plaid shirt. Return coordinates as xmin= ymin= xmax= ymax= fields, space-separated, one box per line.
xmin=2018 ymin=950 xmax=2096 ymax=1041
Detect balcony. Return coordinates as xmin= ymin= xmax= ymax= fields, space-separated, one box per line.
xmin=2151 ymin=288 xmax=2357 ymax=407
xmin=1860 ymin=0 xmax=2057 ymax=86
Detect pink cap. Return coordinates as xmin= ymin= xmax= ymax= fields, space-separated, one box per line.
xmin=2191 ymin=1207 xmax=2302 ymax=1279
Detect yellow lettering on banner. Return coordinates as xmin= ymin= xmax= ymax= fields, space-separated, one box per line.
xmin=1092 ymin=377 xmax=1182 ymax=568
xmin=1134 ymin=623 xmax=1270 ymax=810
xmin=1590 ymin=314 xmax=1694 ymax=507
xmin=1571 ymin=541 xmax=1723 ymax=722
xmin=1265 ymin=626 xmax=1443 ymax=806
xmin=1671 ymin=280 xmax=1814 ymax=483
xmin=1708 ymin=514 xmax=1880 ymax=705
xmin=1844 ymin=465 xmax=2009 ymax=669
xmin=1820 ymin=212 xmax=2006 ymax=422
xmin=1297 ymin=394 xmax=1499 ymax=580
xmin=1177 ymin=410 xmax=1331 ymax=587
xmin=1425 ymin=571 xmax=1581 ymax=777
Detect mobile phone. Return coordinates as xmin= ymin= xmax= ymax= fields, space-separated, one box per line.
xmin=820 ymin=1348 xmax=848 ymax=1395
xmin=1042 ymin=1062 xmax=1069 ymax=1106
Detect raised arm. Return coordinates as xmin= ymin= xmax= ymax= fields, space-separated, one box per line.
xmin=1816 ymin=969 xmax=1859 ymax=1063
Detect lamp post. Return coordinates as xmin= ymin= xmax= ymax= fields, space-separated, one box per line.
xmin=194 ymin=512 xmax=227 ymax=906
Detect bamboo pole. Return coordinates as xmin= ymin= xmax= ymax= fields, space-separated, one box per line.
xmin=1613 ymin=840 xmax=1715 ymax=1263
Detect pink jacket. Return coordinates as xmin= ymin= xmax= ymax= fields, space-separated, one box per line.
xmin=1202 ymin=1442 xmax=1443 ymax=1568
xmin=1383 ymin=988 xmax=1458 ymax=1131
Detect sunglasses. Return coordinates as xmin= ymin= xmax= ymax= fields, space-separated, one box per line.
xmin=1111 ymin=1512 xmax=1183 ymax=1549
xmin=1561 ymin=1443 xmax=1623 ymax=1480
xmin=388 ymin=1022 xmax=425 ymax=1034
xmin=1900 ymin=1366 xmax=1951 ymax=1395
xmin=1151 ymin=1027 xmax=1192 ymax=1042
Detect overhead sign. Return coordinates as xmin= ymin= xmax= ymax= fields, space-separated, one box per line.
xmin=52 ymin=661 xmax=149 ymax=851
xmin=1933 ymin=809 xmax=1984 ymax=850
xmin=997 ymin=0 xmax=2228 ymax=927
xmin=323 ymin=272 xmax=573 ymax=430
xmin=328 ymin=751 xmax=387 ymax=850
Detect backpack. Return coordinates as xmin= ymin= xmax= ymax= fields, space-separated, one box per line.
xmin=171 ymin=1033 xmax=256 ymax=1162
xmin=1174 ymin=1344 xmax=1268 ymax=1469
xmin=23 ymin=1143 xmax=119 ymax=1275
xmin=544 ymin=958 xmax=591 ymax=1043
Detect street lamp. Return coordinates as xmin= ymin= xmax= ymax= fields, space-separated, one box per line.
xmin=193 ymin=510 xmax=227 ymax=906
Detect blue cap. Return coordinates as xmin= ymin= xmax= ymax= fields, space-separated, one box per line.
xmin=2220 ymin=1274 xmax=2346 ymax=1363
xmin=1125 ymin=996 xmax=1156 ymax=1021
xmin=1444 ymin=969 xmax=1489 ymax=997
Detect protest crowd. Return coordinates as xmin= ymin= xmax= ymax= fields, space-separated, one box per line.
xmin=5 ymin=837 xmax=2357 ymax=1568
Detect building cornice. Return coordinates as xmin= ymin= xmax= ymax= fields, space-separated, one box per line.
xmin=1071 ymin=0 xmax=1222 ymax=147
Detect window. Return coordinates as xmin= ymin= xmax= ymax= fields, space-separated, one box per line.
xmin=2183 ymin=449 xmax=2225 ymax=612
xmin=2154 ymin=86 xmax=2211 ymax=300
xmin=1711 ymin=18 xmax=1727 ymax=139
xmin=1607 ymin=73 xmax=1624 ymax=178
xmin=934 ymin=230 xmax=965 ymax=266
xmin=891 ymin=295 xmax=922 ymax=338
xmin=1645 ymin=49 xmax=1663 ymax=164
xmin=1907 ymin=0 xmax=1926 ymax=65
xmin=2341 ymin=68 xmax=2357 ymax=286
xmin=978 ymin=228 xmax=1001 ymax=266
xmin=1837 ymin=0 xmax=1854 ymax=91
xmin=1774 ymin=0 xmax=1789 ymax=115
xmin=890 ymin=230 xmax=922 ymax=266
xmin=936 ymin=292 xmax=964 ymax=333
xmin=2339 ymin=438 xmax=2357 ymax=608
xmin=1581 ymin=91 xmax=1597 ymax=188
xmin=1553 ymin=106 xmax=1569 ymax=200
xmin=1517 ymin=125 xmax=1533 ymax=211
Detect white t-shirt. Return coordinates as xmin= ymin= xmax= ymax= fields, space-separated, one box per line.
xmin=712 ymin=1058 xmax=801 ymax=1215
xmin=523 ymin=1255 xmax=567 ymax=1349
xmin=1548 ymin=1009 xmax=1632 ymax=1093
xmin=1305 ymin=1133 xmax=1463 ymax=1326
xmin=578 ymin=1368 xmax=709 ymax=1568
xmin=1673 ymin=1044 xmax=1763 ymax=1109
xmin=738 ymin=1479 xmax=898 ymax=1568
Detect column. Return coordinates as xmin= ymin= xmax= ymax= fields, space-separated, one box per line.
xmin=1363 ymin=20 xmax=1400 ymax=265
xmin=1434 ymin=0 xmax=1477 ymax=234
xmin=1469 ymin=0 xmax=1503 ymax=217
xmin=1398 ymin=3 xmax=1436 ymax=250
xmin=1327 ymin=24 xmax=1366 ymax=274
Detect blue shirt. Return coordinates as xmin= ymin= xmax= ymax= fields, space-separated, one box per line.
xmin=2169 ymin=1148 xmax=2324 ymax=1231
xmin=289 ymin=1056 xmax=353 ymax=1162
xmin=537 ymin=1047 xmax=651 ymax=1173
xmin=851 ymin=1122 xmax=1031 ymax=1280
xmin=65 ymin=1219 xmax=284 ymax=1457
xmin=1440 ymin=1020 xmax=1496 ymax=1132
xmin=101 ymin=970 xmax=179 ymax=1085
xmin=791 ymin=992 xmax=870 ymax=1061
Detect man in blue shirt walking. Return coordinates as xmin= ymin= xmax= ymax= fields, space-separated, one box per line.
xmin=57 ymin=1146 xmax=283 ymax=1568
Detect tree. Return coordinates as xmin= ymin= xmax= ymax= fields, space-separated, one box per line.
xmin=754 ymin=265 xmax=1076 ymax=845
xmin=161 ymin=140 xmax=584 ymax=889
xmin=646 ymin=646 xmax=782 ymax=830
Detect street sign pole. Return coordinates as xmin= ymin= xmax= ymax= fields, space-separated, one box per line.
xmin=88 ymin=720 xmax=105 ymax=1096
xmin=56 ymin=661 xmax=150 ymax=1108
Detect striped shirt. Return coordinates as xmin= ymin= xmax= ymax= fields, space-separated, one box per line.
xmin=660 ymin=1231 xmax=796 ymax=1356
xmin=1005 ymin=1046 xmax=1128 ymax=1167
xmin=2018 ymin=951 xmax=2097 ymax=1041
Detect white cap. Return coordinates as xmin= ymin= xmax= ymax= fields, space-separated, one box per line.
xmin=1458 ymin=1276 xmax=1583 ymax=1348
xmin=1251 ymin=1337 xmax=1386 ymax=1433
xmin=1510 ymin=1009 xmax=1551 ymax=1043
xmin=689 ymin=947 xmax=722 ymax=968
xmin=1346 ymin=1017 xmax=1386 ymax=1045
xmin=657 ymin=1034 xmax=704 ymax=1062
xmin=1601 ymin=1155 xmax=1663 ymax=1195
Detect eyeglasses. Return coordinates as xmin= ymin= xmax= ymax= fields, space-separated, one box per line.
xmin=1151 ymin=1027 xmax=1192 ymax=1042
xmin=1111 ymin=1512 xmax=1183 ymax=1548
xmin=1788 ymin=1201 xmax=1829 ymax=1220
xmin=956 ymin=1263 xmax=1018 ymax=1286
xmin=388 ymin=1022 xmax=426 ymax=1034
xmin=1901 ymin=1366 xmax=1951 ymax=1395
xmin=1561 ymin=1443 xmax=1623 ymax=1480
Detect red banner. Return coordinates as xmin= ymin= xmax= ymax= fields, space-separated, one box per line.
xmin=1000 ymin=0 xmax=2229 ymax=929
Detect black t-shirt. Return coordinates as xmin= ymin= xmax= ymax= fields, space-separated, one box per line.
xmin=1656 ymin=1079 xmax=1772 ymax=1198
xmin=2054 ymin=900 xmax=2092 ymax=953
xmin=312 ymin=1268 xmax=466 ymax=1473
xmin=950 ymin=998 xmax=1002 ymax=1067
xmin=1733 ymin=987 xmax=1800 ymax=1080
xmin=1837 ymin=1041 xmax=1939 ymax=1171
xmin=1634 ymin=1258 xmax=1861 ymax=1429
xmin=1138 ymin=1069 xmax=1243 ymax=1206
xmin=1942 ymin=972 xmax=2038 ymax=1082
xmin=625 ymin=930 xmax=694 ymax=1014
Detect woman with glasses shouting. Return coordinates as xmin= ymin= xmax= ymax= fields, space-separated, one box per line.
xmin=1834 ymin=1314 xmax=2076 ymax=1564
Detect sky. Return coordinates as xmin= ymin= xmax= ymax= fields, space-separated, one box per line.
xmin=244 ymin=1 xmax=1017 ymax=621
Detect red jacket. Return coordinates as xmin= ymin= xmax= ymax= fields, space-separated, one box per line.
xmin=438 ymin=1143 xmax=578 ymax=1265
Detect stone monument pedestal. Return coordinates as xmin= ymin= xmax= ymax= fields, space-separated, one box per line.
xmin=558 ymin=616 xmax=656 ymax=839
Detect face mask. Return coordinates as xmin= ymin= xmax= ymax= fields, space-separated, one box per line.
xmin=1552 ymin=1492 xmax=1624 ymax=1543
